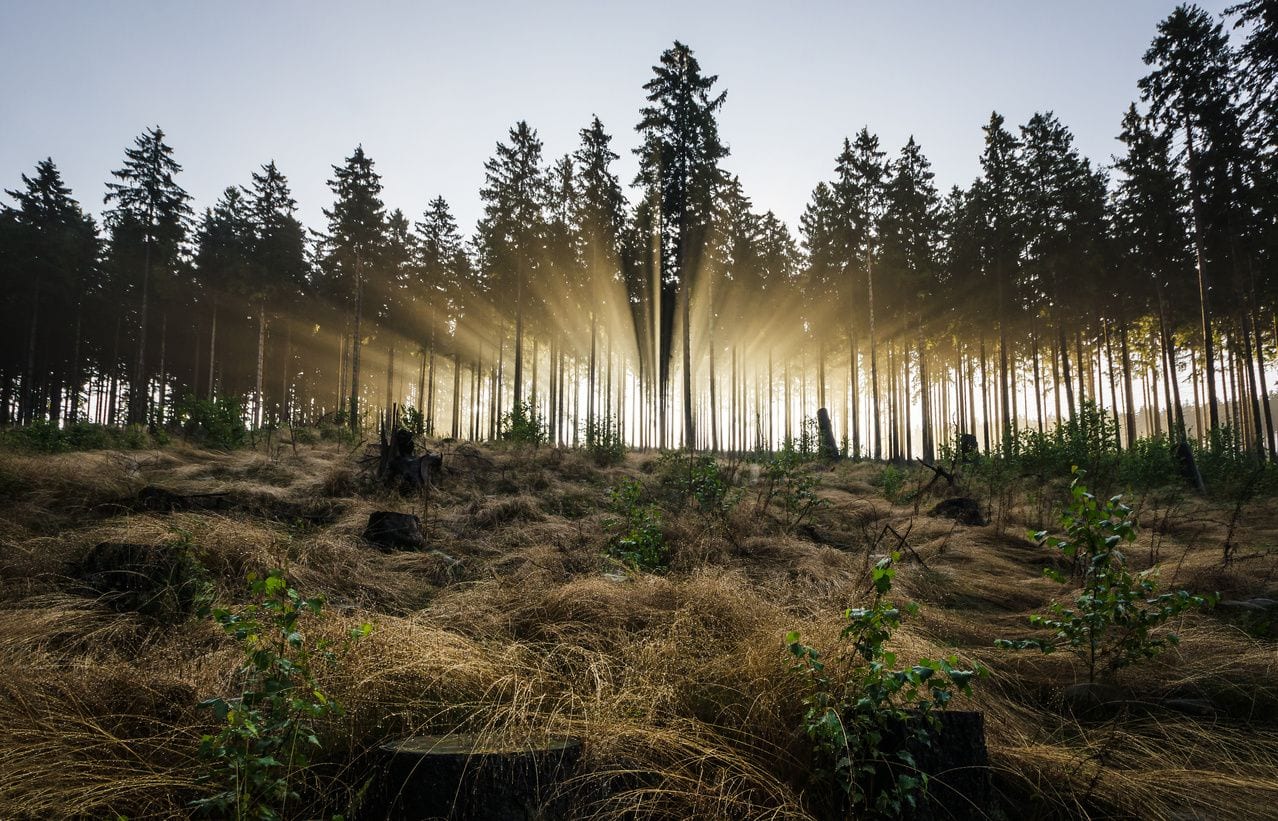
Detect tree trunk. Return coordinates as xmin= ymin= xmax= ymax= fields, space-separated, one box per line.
xmin=255 ymin=300 xmax=267 ymax=428
xmin=21 ymin=274 xmax=41 ymax=425
xmin=1184 ymin=111 xmax=1218 ymax=432
xmin=350 ymin=253 xmax=364 ymax=433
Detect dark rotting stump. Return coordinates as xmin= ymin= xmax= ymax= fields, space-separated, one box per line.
xmin=364 ymin=511 xmax=427 ymax=550
xmin=929 ymin=497 xmax=987 ymax=526
xmin=366 ymin=733 xmax=583 ymax=821
xmin=73 ymin=541 xmax=208 ymax=617
xmin=829 ymin=710 xmax=991 ymax=821
xmin=816 ymin=407 xmax=841 ymax=460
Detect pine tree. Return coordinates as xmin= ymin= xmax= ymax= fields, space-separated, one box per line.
xmin=103 ymin=126 xmax=192 ymax=425
xmin=3 ymin=159 xmax=99 ymax=423
xmin=194 ymin=186 xmax=255 ymax=401
xmin=1140 ymin=5 xmax=1241 ymax=433
xmin=414 ymin=196 xmax=469 ymax=434
xmin=878 ymin=137 xmax=943 ymax=460
xmin=635 ymin=40 xmax=729 ymax=449
xmin=476 ymin=121 xmax=547 ymax=408
xmin=321 ymin=146 xmax=385 ymax=432
xmin=975 ymin=112 xmax=1024 ymax=451
xmin=244 ymin=162 xmax=307 ymax=424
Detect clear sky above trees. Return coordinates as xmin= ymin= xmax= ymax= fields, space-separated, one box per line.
xmin=0 ymin=0 xmax=1236 ymax=234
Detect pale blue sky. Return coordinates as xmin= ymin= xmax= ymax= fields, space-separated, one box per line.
xmin=0 ymin=0 xmax=1237 ymax=235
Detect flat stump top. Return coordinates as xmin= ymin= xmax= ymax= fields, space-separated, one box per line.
xmin=380 ymin=734 xmax=581 ymax=757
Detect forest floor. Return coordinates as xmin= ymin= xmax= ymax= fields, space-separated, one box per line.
xmin=0 ymin=437 xmax=1276 ymax=819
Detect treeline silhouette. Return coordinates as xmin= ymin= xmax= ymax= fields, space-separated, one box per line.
xmin=0 ymin=3 xmax=1274 ymax=461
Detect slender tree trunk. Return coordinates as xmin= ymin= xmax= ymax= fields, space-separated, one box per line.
xmin=156 ymin=312 xmax=167 ymax=426
xmin=21 ymin=274 xmax=41 ymax=424
xmin=255 ymin=300 xmax=267 ymax=428
xmin=1184 ymin=111 xmax=1218 ymax=431
xmin=349 ymin=253 xmax=363 ymax=432
xmin=131 ymin=228 xmax=152 ymax=426
xmin=281 ymin=323 xmax=292 ymax=423
xmin=868 ymin=252 xmax=881 ymax=460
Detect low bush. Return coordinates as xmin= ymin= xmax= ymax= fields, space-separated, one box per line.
xmin=585 ymin=414 xmax=626 ymax=466
xmin=997 ymin=468 xmax=1216 ymax=683
xmin=174 ymin=395 xmax=248 ymax=450
xmin=195 ymin=570 xmax=369 ymax=819
xmin=605 ymin=478 xmax=666 ymax=571
xmin=499 ymin=400 xmax=547 ymax=447
xmin=788 ymin=553 xmax=982 ymax=816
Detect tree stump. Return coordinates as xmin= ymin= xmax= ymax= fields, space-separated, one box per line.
xmin=929 ymin=497 xmax=987 ymax=526
xmin=366 ymin=733 xmax=583 ymax=821
xmin=816 ymin=407 xmax=840 ymax=460
xmin=374 ymin=424 xmax=444 ymax=490
xmin=364 ymin=512 xmax=426 ymax=550
xmin=74 ymin=542 xmax=208 ymax=617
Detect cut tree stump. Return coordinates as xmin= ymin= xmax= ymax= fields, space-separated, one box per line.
xmin=364 ymin=511 xmax=427 ymax=550
xmin=816 ymin=407 xmax=840 ymax=460
xmin=929 ymin=497 xmax=987 ymax=526
xmin=74 ymin=542 xmax=208 ymax=617
xmin=366 ymin=733 xmax=583 ymax=821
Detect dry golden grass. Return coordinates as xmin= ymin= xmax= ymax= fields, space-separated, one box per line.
xmin=0 ymin=443 xmax=1275 ymax=819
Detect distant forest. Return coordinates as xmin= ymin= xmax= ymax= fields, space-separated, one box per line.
xmin=1 ymin=2 xmax=1275 ymax=461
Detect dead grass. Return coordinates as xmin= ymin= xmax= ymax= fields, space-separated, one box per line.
xmin=0 ymin=442 xmax=1275 ymax=819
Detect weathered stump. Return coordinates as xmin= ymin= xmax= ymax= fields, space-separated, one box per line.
xmin=375 ymin=424 xmax=445 ymax=490
xmin=366 ymin=733 xmax=583 ymax=821
xmin=816 ymin=407 xmax=840 ymax=460
xmin=854 ymin=711 xmax=990 ymax=820
xmin=74 ymin=542 xmax=208 ymax=617
xmin=929 ymin=497 xmax=987 ymax=526
xmin=364 ymin=511 xmax=427 ymax=550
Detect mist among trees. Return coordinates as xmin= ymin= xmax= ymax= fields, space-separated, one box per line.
xmin=2 ymin=5 xmax=1276 ymax=463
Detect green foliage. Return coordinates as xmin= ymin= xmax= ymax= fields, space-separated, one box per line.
xmin=654 ymin=450 xmax=739 ymax=519
xmin=499 ymin=400 xmax=547 ymax=447
xmin=175 ymin=395 xmax=248 ymax=450
xmin=605 ymin=478 xmax=666 ymax=571
xmin=585 ymin=414 xmax=626 ymax=466
xmin=873 ymin=465 xmax=906 ymax=504
xmin=780 ymin=416 xmax=821 ymax=460
xmin=787 ymin=554 xmax=981 ymax=816
xmin=399 ymin=405 xmax=424 ymax=435
xmin=755 ymin=449 xmax=827 ymax=533
xmin=1012 ymin=400 xmax=1120 ymax=483
xmin=996 ymin=469 xmax=1216 ymax=683
xmin=195 ymin=569 xmax=370 ymax=820
xmin=0 ymin=420 xmax=168 ymax=453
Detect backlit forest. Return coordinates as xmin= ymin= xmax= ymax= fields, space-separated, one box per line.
xmin=1 ymin=3 xmax=1275 ymax=462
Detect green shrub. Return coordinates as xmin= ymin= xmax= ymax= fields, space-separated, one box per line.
xmin=873 ymin=465 xmax=906 ymax=504
xmin=654 ymin=450 xmax=738 ymax=519
xmin=175 ymin=395 xmax=248 ymax=450
xmin=788 ymin=553 xmax=981 ymax=816
xmin=194 ymin=569 xmax=369 ymax=819
xmin=585 ymin=414 xmax=626 ymax=466
xmin=499 ymin=400 xmax=547 ymax=447
xmin=605 ymin=478 xmax=666 ymax=571
xmin=997 ymin=468 xmax=1216 ymax=683
xmin=755 ymin=449 xmax=827 ymax=533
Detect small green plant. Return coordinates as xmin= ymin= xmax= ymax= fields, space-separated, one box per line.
xmin=194 ymin=569 xmax=370 ymax=820
xmin=875 ymin=465 xmax=906 ymax=504
xmin=756 ymin=450 xmax=827 ymax=533
xmin=605 ymin=478 xmax=666 ymax=571
xmin=996 ymin=468 xmax=1216 ymax=683
xmin=655 ymin=450 xmax=738 ymax=519
xmin=175 ymin=394 xmax=248 ymax=450
xmin=400 ymin=405 xmax=424 ymax=435
xmin=787 ymin=554 xmax=981 ymax=817
xmin=585 ymin=414 xmax=626 ymax=466
xmin=499 ymin=400 xmax=547 ymax=446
